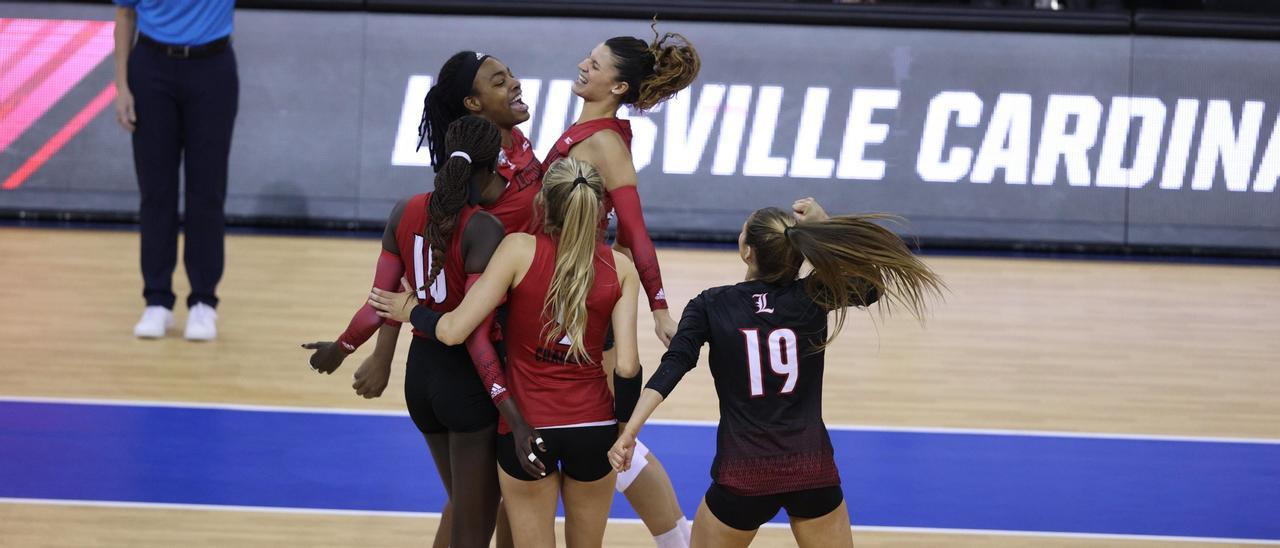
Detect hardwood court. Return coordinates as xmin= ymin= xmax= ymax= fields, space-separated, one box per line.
xmin=1 ymin=226 xmax=1277 ymax=547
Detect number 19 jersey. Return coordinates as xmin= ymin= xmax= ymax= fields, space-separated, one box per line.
xmin=647 ymin=279 xmax=857 ymax=496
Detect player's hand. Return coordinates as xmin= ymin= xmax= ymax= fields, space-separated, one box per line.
xmin=511 ymin=419 xmax=548 ymax=478
xmin=368 ymin=277 xmax=419 ymax=323
xmin=792 ymin=197 xmax=829 ymax=223
xmin=301 ymin=341 xmax=347 ymax=374
xmin=653 ymin=309 xmax=676 ymax=348
xmin=352 ymin=351 xmax=391 ymax=398
xmin=115 ymin=83 xmax=136 ymax=133
xmin=608 ymin=431 xmax=637 ymax=473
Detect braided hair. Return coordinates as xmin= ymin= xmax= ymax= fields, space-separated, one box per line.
xmin=425 ymin=115 xmax=501 ymax=286
xmin=418 ymin=51 xmax=490 ymax=171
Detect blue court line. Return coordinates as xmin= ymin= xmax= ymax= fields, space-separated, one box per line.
xmin=1 ymin=399 xmax=1277 ymax=542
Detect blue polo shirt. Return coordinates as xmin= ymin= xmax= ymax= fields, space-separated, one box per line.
xmin=114 ymin=0 xmax=234 ymax=46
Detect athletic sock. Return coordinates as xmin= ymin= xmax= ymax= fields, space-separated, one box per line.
xmin=677 ymin=516 xmax=692 ymax=542
xmin=654 ymin=521 xmax=689 ymax=548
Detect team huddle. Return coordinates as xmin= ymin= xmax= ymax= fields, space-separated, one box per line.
xmin=303 ymin=25 xmax=942 ymax=548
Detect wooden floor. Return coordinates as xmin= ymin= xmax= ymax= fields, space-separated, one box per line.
xmin=1 ymin=226 xmax=1277 ymax=547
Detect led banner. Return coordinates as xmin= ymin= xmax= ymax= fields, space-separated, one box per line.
xmin=1 ymin=2 xmax=1277 ymax=250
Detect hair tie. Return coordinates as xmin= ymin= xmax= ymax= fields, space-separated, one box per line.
xmin=783 ymin=225 xmax=795 ymax=237
xmin=573 ymin=175 xmax=589 ymax=187
xmin=450 ymin=151 xmax=471 ymax=163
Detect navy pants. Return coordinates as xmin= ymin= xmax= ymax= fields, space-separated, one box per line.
xmin=128 ymin=39 xmax=238 ymax=309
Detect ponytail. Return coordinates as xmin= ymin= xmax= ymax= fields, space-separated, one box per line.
xmin=745 ymin=208 xmax=944 ymax=345
xmin=424 ymin=116 xmax=501 ymax=287
xmin=538 ymin=157 xmax=606 ymax=364
xmin=605 ymin=20 xmax=700 ymax=111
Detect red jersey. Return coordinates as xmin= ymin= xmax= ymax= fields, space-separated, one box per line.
xmin=539 ymin=118 xmax=668 ymax=311
xmin=394 ymin=192 xmax=479 ymax=337
xmin=541 ymin=118 xmax=631 ymax=231
xmin=487 ymin=127 xmax=543 ymax=234
xmin=498 ymin=233 xmax=622 ymax=432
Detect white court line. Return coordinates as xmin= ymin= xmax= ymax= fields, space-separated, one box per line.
xmin=1 ymin=497 xmax=1277 ymax=545
xmin=3 ymin=394 xmax=1279 ymax=445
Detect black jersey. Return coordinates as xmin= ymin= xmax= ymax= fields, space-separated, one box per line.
xmin=646 ymin=278 xmax=877 ymax=496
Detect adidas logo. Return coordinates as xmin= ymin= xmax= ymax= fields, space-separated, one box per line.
xmin=339 ymin=341 xmax=355 ymax=352
xmin=558 ymin=333 xmax=573 ymax=346
xmin=490 ymin=383 xmax=506 ymax=398
xmin=655 ymin=289 xmax=666 ymax=301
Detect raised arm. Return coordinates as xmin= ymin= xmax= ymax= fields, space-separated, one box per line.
xmin=793 ymin=197 xmax=881 ymax=308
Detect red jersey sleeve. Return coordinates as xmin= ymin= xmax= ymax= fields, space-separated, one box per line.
xmin=610 ymin=185 xmax=668 ymax=311
xmin=462 ymin=273 xmax=511 ymax=405
xmin=336 ymin=249 xmax=404 ymax=352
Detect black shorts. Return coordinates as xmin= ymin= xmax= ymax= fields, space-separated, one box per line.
xmin=704 ymin=482 xmax=844 ymax=531
xmin=404 ymin=336 xmax=497 ymax=434
xmin=497 ymin=424 xmax=616 ymax=482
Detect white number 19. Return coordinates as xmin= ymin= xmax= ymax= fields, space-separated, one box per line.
xmin=740 ymin=328 xmax=799 ymax=397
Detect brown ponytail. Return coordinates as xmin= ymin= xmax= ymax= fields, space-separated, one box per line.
xmin=605 ymin=21 xmax=700 ymax=112
xmin=425 ymin=115 xmax=500 ymax=286
xmin=538 ymin=157 xmax=606 ymax=365
xmin=744 ymin=208 xmax=945 ymax=345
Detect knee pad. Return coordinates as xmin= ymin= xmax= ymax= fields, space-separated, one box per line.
xmin=615 ymin=438 xmax=651 ymax=492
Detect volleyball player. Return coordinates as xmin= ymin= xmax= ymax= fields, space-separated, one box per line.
xmin=608 ymin=198 xmax=945 ymax=547
xmin=302 ymin=116 xmax=534 ymax=548
xmin=540 ymin=25 xmax=701 ymax=546
xmin=419 ymin=51 xmax=542 ymax=235
xmin=369 ymin=157 xmax=644 ymax=548
xmin=545 ymin=24 xmax=700 ymax=344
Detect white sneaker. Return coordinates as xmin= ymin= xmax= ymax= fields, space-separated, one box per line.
xmin=184 ymin=303 xmax=218 ymax=341
xmin=133 ymin=306 xmax=174 ymax=339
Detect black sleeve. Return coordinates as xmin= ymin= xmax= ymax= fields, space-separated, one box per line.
xmin=461 ymin=211 xmax=505 ymax=274
xmin=645 ymin=292 xmax=711 ymax=398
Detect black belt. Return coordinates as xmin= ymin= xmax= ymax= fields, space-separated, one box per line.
xmin=137 ymin=33 xmax=230 ymax=59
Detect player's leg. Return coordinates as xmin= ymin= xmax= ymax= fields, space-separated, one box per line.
xmin=407 ymin=338 xmax=461 ymax=548
xmin=432 ymin=501 xmax=452 ymax=548
xmin=784 ymin=486 xmax=851 ymax=548
xmin=690 ymin=498 xmax=757 ymax=548
xmin=561 ymin=472 xmax=616 ymax=548
xmin=604 ymin=340 xmax=691 ymax=546
xmin=496 ymin=465 xmax=560 ymax=548
xmin=789 ymin=500 xmax=853 ymax=548
xmin=447 ymin=425 xmax=500 ymax=548
xmin=620 ymin=447 xmax=689 ymax=546
xmin=494 ymin=499 xmax=514 ymax=548
xmin=558 ymin=424 xmax=620 ymax=548
xmin=432 ymin=342 xmax=501 ymax=548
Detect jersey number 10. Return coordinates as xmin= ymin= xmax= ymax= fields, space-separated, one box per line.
xmin=740 ymin=328 xmax=799 ymax=397
xmin=413 ymin=235 xmax=447 ymax=303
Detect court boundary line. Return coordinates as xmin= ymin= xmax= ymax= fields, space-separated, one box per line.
xmin=1 ymin=497 xmax=1277 ymax=545
xmin=3 ymin=395 xmax=1278 ymax=445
